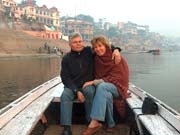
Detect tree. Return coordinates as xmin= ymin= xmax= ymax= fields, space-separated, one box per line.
xmin=107 ymin=26 xmax=120 ymax=38
xmin=76 ymin=14 xmax=94 ymax=23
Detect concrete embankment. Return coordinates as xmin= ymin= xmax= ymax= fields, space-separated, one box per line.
xmin=0 ymin=28 xmax=70 ymax=57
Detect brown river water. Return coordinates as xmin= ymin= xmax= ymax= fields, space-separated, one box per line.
xmin=0 ymin=51 xmax=180 ymax=112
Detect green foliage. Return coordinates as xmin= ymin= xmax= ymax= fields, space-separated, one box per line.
xmin=107 ymin=26 xmax=120 ymax=38
xmin=93 ymin=28 xmax=106 ymax=36
xmin=76 ymin=14 xmax=94 ymax=22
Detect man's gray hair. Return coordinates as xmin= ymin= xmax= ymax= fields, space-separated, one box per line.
xmin=68 ymin=33 xmax=82 ymax=42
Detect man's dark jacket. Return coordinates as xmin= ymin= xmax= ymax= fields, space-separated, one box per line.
xmin=60 ymin=47 xmax=94 ymax=93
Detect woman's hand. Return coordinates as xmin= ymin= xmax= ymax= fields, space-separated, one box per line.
xmin=82 ymin=81 xmax=94 ymax=89
xmin=77 ymin=91 xmax=85 ymax=103
xmin=112 ymin=49 xmax=121 ymax=64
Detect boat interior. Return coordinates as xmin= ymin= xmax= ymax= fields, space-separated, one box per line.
xmin=0 ymin=77 xmax=180 ymax=135
xmin=31 ymin=102 xmax=138 ymax=135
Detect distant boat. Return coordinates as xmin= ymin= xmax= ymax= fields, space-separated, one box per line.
xmin=123 ymin=50 xmax=149 ymax=54
xmin=147 ymin=49 xmax=160 ymax=55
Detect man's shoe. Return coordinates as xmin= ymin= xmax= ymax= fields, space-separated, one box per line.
xmin=61 ymin=128 xmax=72 ymax=135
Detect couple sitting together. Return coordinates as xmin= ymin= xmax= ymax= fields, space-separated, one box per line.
xmin=60 ymin=33 xmax=129 ymax=135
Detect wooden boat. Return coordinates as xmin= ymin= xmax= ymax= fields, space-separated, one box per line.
xmin=147 ymin=49 xmax=160 ymax=55
xmin=0 ymin=76 xmax=180 ymax=135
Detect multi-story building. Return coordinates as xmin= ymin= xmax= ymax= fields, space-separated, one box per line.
xmin=0 ymin=0 xmax=3 ymax=23
xmin=14 ymin=6 xmax=24 ymax=20
xmin=0 ymin=0 xmax=3 ymax=12
xmin=36 ymin=5 xmax=60 ymax=30
xmin=2 ymin=0 xmax=16 ymax=8
xmin=15 ymin=0 xmax=60 ymax=31
xmin=61 ymin=18 xmax=93 ymax=41
xmin=0 ymin=0 xmax=2 ymax=8
xmin=117 ymin=22 xmax=126 ymax=29
xmin=104 ymin=22 xmax=112 ymax=30
xmin=2 ymin=0 xmax=16 ymax=17
xmin=117 ymin=21 xmax=149 ymax=35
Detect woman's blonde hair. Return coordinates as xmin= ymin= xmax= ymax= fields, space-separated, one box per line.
xmin=91 ymin=36 xmax=111 ymax=49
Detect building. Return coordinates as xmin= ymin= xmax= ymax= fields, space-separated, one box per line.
xmin=104 ymin=22 xmax=112 ymax=30
xmin=2 ymin=0 xmax=16 ymax=18
xmin=117 ymin=21 xmax=149 ymax=35
xmin=0 ymin=0 xmax=3 ymax=24
xmin=0 ymin=0 xmax=2 ymax=8
xmin=0 ymin=0 xmax=3 ymax=12
xmin=61 ymin=18 xmax=93 ymax=41
xmin=2 ymin=0 xmax=16 ymax=8
xmin=15 ymin=0 xmax=60 ymax=31
xmin=36 ymin=5 xmax=60 ymax=30
xmin=23 ymin=29 xmax=60 ymax=40
xmin=14 ymin=6 xmax=24 ymax=20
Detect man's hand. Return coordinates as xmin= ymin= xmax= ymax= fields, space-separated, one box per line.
xmin=112 ymin=49 xmax=121 ymax=64
xmin=77 ymin=91 xmax=85 ymax=103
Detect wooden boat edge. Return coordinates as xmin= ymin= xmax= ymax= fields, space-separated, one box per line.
xmin=0 ymin=76 xmax=180 ymax=135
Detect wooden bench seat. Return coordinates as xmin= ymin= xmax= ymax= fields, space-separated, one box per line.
xmin=126 ymin=84 xmax=180 ymax=135
xmin=0 ymin=77 xmax=62 ymax=135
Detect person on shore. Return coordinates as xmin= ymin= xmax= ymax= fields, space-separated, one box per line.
xmin=60 ymin=33 xmax=122 ymax=135
xmin=82 ymin=36 xmax=129 ymax=135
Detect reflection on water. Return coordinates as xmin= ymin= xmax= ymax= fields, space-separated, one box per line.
xmin=0 ymin=57 xmax=60 ymax=108
xmin=0 ymin=52 xmax=180 ymax=112
xmin=123 ymin=51 xmax=180 ymax=112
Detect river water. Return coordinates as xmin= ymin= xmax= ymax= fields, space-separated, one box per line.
xmin=0 ymin=52 xmax=180 ymax=112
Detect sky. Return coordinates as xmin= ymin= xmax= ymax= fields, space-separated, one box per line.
xmin=15 ymin=0 xmax=180 ymax=37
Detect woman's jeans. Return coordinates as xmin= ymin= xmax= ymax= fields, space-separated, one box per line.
xmin=60 ymin=85 xmax=95 ymax=126
xmin=90 ymin=82 xmax=119 ymax=128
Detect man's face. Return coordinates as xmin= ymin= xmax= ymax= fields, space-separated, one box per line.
xmin=69 ymin=36 xmax=84 ymax=52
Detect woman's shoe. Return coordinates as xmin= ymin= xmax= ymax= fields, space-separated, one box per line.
xmin=105 ymin=127 xmax=115 ymax=133
xmin=102 ymin=125 xmax=115 ymax=133
xmin=82 ymin=124 xmax=102 ymax=135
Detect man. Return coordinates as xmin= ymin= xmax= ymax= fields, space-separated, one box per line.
xmin=60 ymin=33 xmax=121 ymax=135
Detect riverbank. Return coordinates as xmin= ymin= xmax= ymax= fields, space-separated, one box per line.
xmin=0 ymin=28 xmax=71 ymax=56
xmin=0 ymin=53 xmax=61 ymax=60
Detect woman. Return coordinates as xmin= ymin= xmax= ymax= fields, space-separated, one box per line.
xmin=82 ymin=36 xmax=129 ymax=135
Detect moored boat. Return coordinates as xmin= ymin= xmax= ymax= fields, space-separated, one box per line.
xmin=147 ymin=49 xmax=160 ymax=55
xmin=0 ymin=76 xmax=179 ymax=135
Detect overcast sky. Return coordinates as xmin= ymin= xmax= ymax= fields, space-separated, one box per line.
xmin=16 ymin=0 xmax=180 ymax=37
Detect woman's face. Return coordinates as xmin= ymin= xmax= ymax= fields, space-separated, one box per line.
xmin=93 ymin=42 xmax=106 ymax=56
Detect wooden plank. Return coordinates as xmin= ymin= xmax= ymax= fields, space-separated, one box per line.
xmin=43 ymin=124 xmax=131 ymax=135
xmin=128 ymin=83 xmax=180 ymax=133
xmin=0 ymin=76 xmax=61 ymax=129
xmin=158 ymin=102 xmax=180 ymax=133
xmin=126 ymin=93 xmax=144 ymax=135
xmin=126 ymin=94 xmax=143 ymax=109
xmin=52 ymin=83 xmax=64 ymax=102
xmin=128 ymin=83 xmax=146 ymax=100
xmin=51 ymin=84 xmax=81 ymax=103
xmin=127 ymin=84 xmax=180 ymax=135
xmin=0 ymin=83 xmax=63 ymax=135
xmin=133 ymin=110 xmax=180 ymax=135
